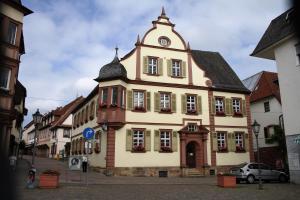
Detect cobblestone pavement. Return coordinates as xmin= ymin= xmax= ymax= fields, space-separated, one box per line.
xmin=14 ymin=156 xmax=300 ymax=200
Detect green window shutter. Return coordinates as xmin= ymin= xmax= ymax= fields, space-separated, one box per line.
xmin=197 ymin=95 xmax=202 ymax=115
xmin=154 ymin=130 xmax=160 ymax=151
xmin=228 ymin=133 xmax=236 ymax=152
xmin=242 ymin=100 xmax=247 ymax=116
xmin=127 ymin=90 xmax=133 ymax=110
xmin=146 ymin=92 xmax=151 ymax=111
xmin=145 ymin=130 xmax=151 ymax=151
xmin=167 ymin=59 xmax=172 ymax=76
xmin=181 ymin=61 xmax=186 ymax=77
xmin=211 ymin=97 xmax=216 ymax=115
xmin=171 ymin=93 xmax=176 ymax=113
xmin=158 ymin=58 xmax=163 ymax=75
xmin=225 ymin=98 xmax=233 ymax=116
xmin=244 ymin=133 xmax=249 ymax=152
xmin=143 ymin=56 xmax=148 ymax=74
xmin=172 ymin=131 xmax=178 ymax=152
xmin=126 ymin=129 xmax=132 ymax=151
xmin=212 ymin=132 xmax=218 ymax=151
xmin=154 ymin=92 xmax=160 ymax=112
xmin=181 ymin=94 xmax=187 ymax=114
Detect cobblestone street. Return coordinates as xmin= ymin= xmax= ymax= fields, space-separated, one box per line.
xmin=13 ymin=156 xmax=300 ymax=200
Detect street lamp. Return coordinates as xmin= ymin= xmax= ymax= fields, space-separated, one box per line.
xmin=32 ymin=109 xmax=43 ymax=165
xmin=251 ymin=120 xmax=263 ymax=190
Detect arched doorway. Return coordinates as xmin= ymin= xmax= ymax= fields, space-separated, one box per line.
xmin=186 ymin=142 xmax=197 ymax=168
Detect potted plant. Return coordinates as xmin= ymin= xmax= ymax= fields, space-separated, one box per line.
xmin=218 ymin=146 xmax=227 ymax=152
xmin=39 ymin=170 xmax=60 ymax=189
xmin=134 ymin=106 xmax=145 ymax=111
xmin=161 ymin=146 xmax=172 ymax=152
xmin=217 ymin=172 xmax=236 ymax=188
xmin=160 ymin=108 xmax=171 ymax=113
xmin=132 ymin=144 xmax=145 ymax=152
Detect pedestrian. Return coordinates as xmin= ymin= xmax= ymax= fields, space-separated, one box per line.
xmin=82 ymin=155 xmax=88 ymax=172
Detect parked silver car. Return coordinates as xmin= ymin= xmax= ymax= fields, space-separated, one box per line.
xmin=230 ymin=163 xmax=289 ymax=183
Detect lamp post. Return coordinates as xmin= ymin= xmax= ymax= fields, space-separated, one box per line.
xmin=252 ymin=120 xmax=263 ymax=190
xmin=32 ymin=109 xmax=43 ymax=165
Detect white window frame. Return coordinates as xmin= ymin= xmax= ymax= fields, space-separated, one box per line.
xmin=172 ymin=60 xmax=181 ymax=77
xmin=133 ymin=130 xmax=144 ymax=147
xmin=160 ymin=131 xmax=171 ymax=147
xmin=217 ymin=132 xmax=226 ymax=148
xmin=133 ymin=91 xmax=144 ymax=108
xmin=187 ymin=124 xmax=198 ymax=132
xmin=148 ymin=57 xmax=157 ymax=74
xmin=232 ymin=99 xmax=241 ymax=113
xmin=186 ymin=95 xmax=196 ymax=112
xmin=215 ymin=98 xmax=224 ymax=112
xmin=235 ymin=132 xmax=244 ymax=148
xmin=0 ymin=67 xmax=11 ymax=90
xmin=160 ymin=93 xmax=170 ymax=109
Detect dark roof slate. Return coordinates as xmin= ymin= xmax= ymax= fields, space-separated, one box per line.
xmin=251 ymin=8 xmax=295 ymax=56
xmin=191 ymin=50 xmax=249 ymax=93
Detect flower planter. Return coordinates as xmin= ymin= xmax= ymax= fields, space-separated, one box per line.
xmin=217 ymin=175 xmax=236 ymax=188
xmin=39 ymin=170 xmax=60 ymax=189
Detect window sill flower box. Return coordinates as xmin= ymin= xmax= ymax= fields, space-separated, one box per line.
xmin=160 ymin=108 xmax=171 ymax=113
xmin=132 ymin=145 xmax=145 ymax=152
xmin=233 ymin=112 xmax=243 ymax=117
xmin=218 ymin=146 xmax=228 ymax=152
xmin=134 ymin=106 xmax=146 ymax=112
xmin=187 ymin=110 xmax=197 ymax=115
xmin=160 ymin=146 xmax=172 ymax=152
xmin=39 ymin=170 xmax=60 ymax=189
xmin=217 ymin=173 xmax=236 ymax=188
xmin=216 ymin=111 xmax=225 ymax=116
xmin=235 ymin=146 xmax=245 ymax=152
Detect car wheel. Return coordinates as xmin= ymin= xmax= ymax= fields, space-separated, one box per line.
xmin=279 ymin=175 xmax=287 ymax=183
xmin=247 ymin=175 xmax=255 ymax=184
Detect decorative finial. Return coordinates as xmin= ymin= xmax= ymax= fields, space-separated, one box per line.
xmin=115 ymin=45 xmax=119 ymax=57
xmin=187 ymin=42 xmax=191 ymax=50
xmin=161 ymin=6 xmax=166 ymax=16
xmin=136 ymin=34 xmax=140 ymax=45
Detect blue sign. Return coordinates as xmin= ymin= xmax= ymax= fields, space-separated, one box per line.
xmin=83 ymin=128 xmax=95 ymax=140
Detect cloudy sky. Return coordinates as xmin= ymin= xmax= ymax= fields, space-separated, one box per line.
xmin=20 ymin=0 xmax=290 ymax=124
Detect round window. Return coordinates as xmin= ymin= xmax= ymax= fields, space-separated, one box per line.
xmin=158 ymin=36 xmax=171 ymax=47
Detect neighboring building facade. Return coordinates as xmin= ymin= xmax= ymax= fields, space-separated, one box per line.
xmin=71 ymin=87 xmax=107 ymax=169
xmin=36 ymin=97 xmax=83 ymax=158
xmin=74 ymin=9 xmax=254 ymax=177
xmin=243 ymin=71 xmax=284 ymax=168
xmin=251 ymin=8 xmax=300 ymax=183
xmin=0 ymin=0 xmax=32 ymax=157
xmin=22 ymin=120 xmax=34 ymax=154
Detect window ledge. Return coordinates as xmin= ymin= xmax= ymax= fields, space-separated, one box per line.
xmin=131 ymin=150 xmax=146 ymax=153
xmin=235 ymin=150 xmax=246 ymax=153
xmin=233 ymin=113 xmax=243 ymax=118
xmin=170 ymin=75 xmax=184 ymax=79
xmin=186 ymin=111 xmax=198 ymax=115
xmin=215 ymin=112 xmax=226 ymax=117
xmin=159 ymin=110 xmax=172 ymax=114
xmin=159 ymin=150 xmax=173 ymax=153
xmin=145 ymin=73 xmax=159 ymax=76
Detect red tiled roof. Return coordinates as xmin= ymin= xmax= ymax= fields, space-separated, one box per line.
xmin=250 ymin=71 xmax=281 ymax=103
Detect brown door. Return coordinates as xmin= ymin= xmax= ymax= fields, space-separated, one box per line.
xmin=186 ymin=142 xmax=196 ymax=168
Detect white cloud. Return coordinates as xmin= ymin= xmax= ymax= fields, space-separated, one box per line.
xmin=20 ymin=0 xmax=290 ymax=125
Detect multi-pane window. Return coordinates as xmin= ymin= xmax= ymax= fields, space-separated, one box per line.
xmin=187 ymin=95 xmax=196 ymax=112
xmin=217 ymin=132 xmax=226 ymax=151
xmin=0 ymin=68 xmax=11 ymax=90
xmin=133 ymin=130 xmax=144 ymax=147
xmin=111 ymin=87 xmax=118 ymax=105
xmin=264 ymin=101 xmax=270 ymax=112
xmin=187 ymin=124 xmax=198 ymax=132
xmin=160 ymin=131 xmax=171 ymax=148
xmin=101 ymin=88 xmax=108 ymax=105
xmin=148 ymin=57 xmax=157 ymax=74
xmin=160 ymin=93 xmax=170 ymax=110
xmin=235 ymin=132 xmax=244 ymax=150
xmin=215 ymin=98 xmax=224 ymax=113
xmin=172 ymin=60 xmax=181 ymax=77
xmin=232 ymin=99 xmax=241 ymax=113
xmin=63 ymin=129 xmax=70 ymax=138
xmin=133 ymin=91 xmax=144 ymax=108
xmin=7 ymin=22 xmax=17 ymax=45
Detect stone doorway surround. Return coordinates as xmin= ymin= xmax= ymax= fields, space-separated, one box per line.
xmin=179 ymin=124 xmax=209 ymax=169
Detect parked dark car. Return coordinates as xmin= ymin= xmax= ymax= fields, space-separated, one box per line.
xmin=230 ymin=162 xmax=289 ymax=183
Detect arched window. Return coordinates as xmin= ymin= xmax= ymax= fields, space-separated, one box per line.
xmin=94 ymin=131 xmax=101 ymax=154
xmin=90 ymin=101 xmax=95 ymax=120
xmin=85 ymin=106 xmax=89 ymax=122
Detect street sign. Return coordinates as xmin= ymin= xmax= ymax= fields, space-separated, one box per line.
xmin=83 ymin=128 xmax=95 ymax=140
xmin=69 ymin=156 xmax=82 ymax=170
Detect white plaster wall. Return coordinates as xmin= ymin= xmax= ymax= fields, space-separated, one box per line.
xmin=274 ymin=37 xmax=300 ymax=136
xmin=0 ymin=2 xmax=24 ymax=22
xmin=63 ymin=115 xmax=73 ymax=125
xmin=251 ymin=97 xmax=282 ymax=150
